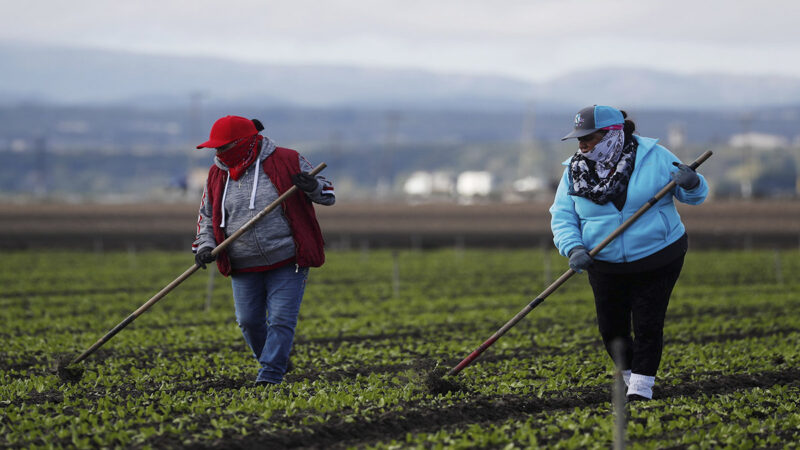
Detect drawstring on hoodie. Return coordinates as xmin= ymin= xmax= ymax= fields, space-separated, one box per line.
xmin=222 ymin=156 xmax=260 ymax=227
xmin=249 ymin=157 xmax=260 ymax=210
xmin=220 ymin=175 xmax=230 ymax=228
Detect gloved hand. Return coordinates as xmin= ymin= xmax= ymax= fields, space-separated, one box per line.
xmin=671 ymin=162 xmax=700 ymax=190
xmin=195 ymin=247 xmax=216 ymax=269
xmin=568 ymin=246 xmax=593 ymax=273
xmin=291 ymin=172 xmax=319 ymax=192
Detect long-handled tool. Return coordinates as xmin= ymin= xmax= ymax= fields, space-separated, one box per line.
xmin=58 ymin=163 xmax=327 ymax=379
xmin=446 ymin=151 xmax=713 ymax=377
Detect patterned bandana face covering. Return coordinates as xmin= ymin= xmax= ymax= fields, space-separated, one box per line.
xmin=568 ymin=131 xmax=637 ymax=206
xmin=581 ymin=129 xmax=624 ymax=178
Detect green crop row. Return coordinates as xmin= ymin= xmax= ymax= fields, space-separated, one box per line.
xmin=1 ymin=248 xmax=799 ymax=448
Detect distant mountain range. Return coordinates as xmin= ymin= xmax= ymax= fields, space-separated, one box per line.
xmin=3 ymin=42 xmax=800 ymax=110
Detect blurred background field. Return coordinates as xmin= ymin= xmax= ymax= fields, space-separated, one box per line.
xmin=1 ymin=200 xmax=800 ymax=252
xmin=3 ymin=3 xmax=800 ymax=210
xmin=4 ymin=4 xmax=800 ymax=249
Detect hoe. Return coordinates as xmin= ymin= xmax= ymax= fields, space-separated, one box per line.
xmin=56 ymin=163 xmax=327 ymax=382
xmin=428 ymin=151 xmax=713 ymax=393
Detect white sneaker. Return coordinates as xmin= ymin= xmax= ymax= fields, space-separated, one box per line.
xmin=626 ymin=373 xmax=655 ymax=399
xmin=622 ymin=370 xmax=631 ymax=387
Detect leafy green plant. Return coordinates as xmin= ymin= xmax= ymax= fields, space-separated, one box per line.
xmin=1 ymin=249 xmax=798 ymax=448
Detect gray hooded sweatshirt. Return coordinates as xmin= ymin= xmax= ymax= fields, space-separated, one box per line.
xmin=193 ymin=137 xmax=335 ymax=270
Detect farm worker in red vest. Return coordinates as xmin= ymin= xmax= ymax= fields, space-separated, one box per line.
xmin=550 ymin=105 xmax=708 ymax=401
xmin=193 ymin=115 xmax=335 ymax=386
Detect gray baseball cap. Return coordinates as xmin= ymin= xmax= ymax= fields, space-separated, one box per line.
xmin=561 ymin=105 xmax=624 ymax=140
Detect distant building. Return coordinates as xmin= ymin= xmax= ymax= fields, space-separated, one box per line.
xmin=667 ymin=123 xmax=687 ymax=149
xmin=456 ymin=171 xmax=493 ymax=198
xmin=512 ymin=176 xmax=545 ymax=193
xmin=729 ymin=133 xmax=789 ymax=149
xmin=403 ymin=171 xmax=454 ymax=196
xmin=403 ymin=171 xmax=432 ymax=196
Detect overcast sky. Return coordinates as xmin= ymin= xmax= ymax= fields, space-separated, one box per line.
xmin=3 ymin=0 xmax=799 ymax=82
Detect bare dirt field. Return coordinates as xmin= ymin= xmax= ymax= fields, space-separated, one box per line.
xmin=0 ymin=200 xmax=798 ymax=250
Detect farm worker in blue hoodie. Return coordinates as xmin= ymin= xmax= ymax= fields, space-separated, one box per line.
xmin=193 ymin=115 xmax=335 ymax=386
xmin=550 ymin=105 xmax=708 ymax=401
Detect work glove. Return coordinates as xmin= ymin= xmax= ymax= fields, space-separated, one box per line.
xmin=195 ymin=247 xmax=216 ymax=269
xmin=671 ymin=162 xmax=700 ymax=190
xmin=291 ymin=172 xmax=319 ymax=193
xmin=568 ymin=246 xmax=593 ymax=273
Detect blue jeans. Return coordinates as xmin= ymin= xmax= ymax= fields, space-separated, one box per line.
xmin=230 ymin=265 xmax=308 ymax=384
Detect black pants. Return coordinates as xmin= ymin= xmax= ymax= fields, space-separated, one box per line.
xmin=587 ymin=253 xmax=685 ymax=376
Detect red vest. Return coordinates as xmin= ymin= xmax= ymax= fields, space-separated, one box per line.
xmin=206 ymin=147 xmax=325 ymax=276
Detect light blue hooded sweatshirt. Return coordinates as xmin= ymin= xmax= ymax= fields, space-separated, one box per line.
xmin=550 ymin=135 xmax=708 ymax=263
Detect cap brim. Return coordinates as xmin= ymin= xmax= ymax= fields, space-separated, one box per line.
xmin=561 ymin=128 xmax=599 ymax=141
xmin=196 ymin=139 xmax=229 ymax=149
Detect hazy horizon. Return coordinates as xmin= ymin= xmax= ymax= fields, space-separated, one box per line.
xmin=2 ymin=1 xmax=799 ymax=83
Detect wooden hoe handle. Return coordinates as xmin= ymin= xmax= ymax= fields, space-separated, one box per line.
xmin=70 ymin=163 xmax=327 ymax=366
xmin=447 ymin=151 xmax=713 ymax=376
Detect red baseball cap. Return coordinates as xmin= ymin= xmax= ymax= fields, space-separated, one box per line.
xmin=196 ymin=115 xmax=258 ymax=149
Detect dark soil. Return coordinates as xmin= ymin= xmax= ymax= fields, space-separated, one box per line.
xmin=4 ymin=322 xmax=795 ymax=389
xmin=411 ymin=358 xmax=469 ymax=395
xmin=199 ymin=367 xmax=800 ymax=449
xmin=16 ymin=366 xmax=800 ymax=449
xmin=53 ymin=354 xmax=83 ymax=383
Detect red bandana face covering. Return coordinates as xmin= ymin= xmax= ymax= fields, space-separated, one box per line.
xmin=217 ymin=134 xmax=263 ymax=180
